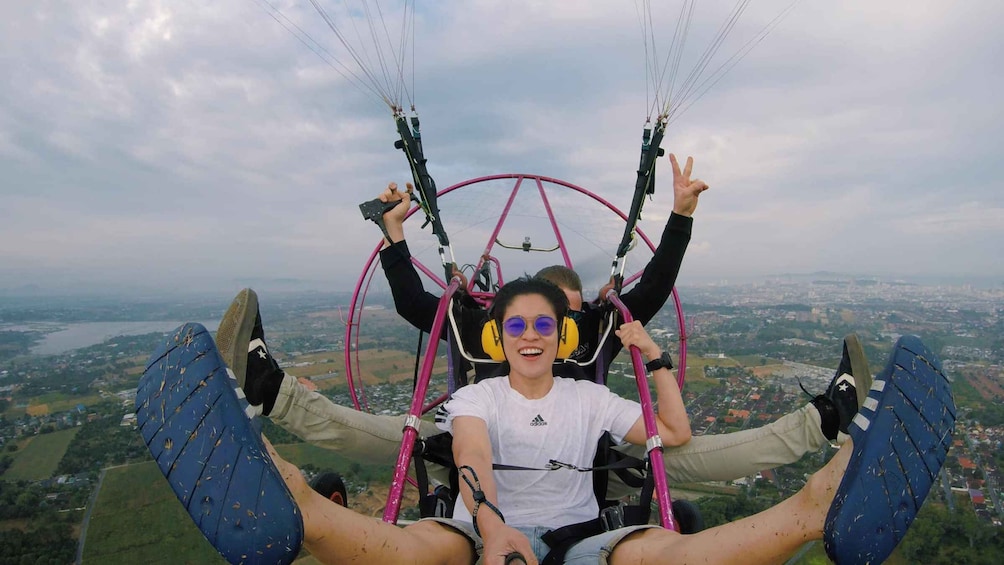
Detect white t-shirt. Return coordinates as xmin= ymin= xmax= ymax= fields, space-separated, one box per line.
xmin=437 ymin=376 xmax=640 ymax=529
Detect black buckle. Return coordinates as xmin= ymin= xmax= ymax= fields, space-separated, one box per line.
xmin=547 ymin=459 xmax=585 ymax=472
xmin=599 ymin=503 xmax=625 ymax=531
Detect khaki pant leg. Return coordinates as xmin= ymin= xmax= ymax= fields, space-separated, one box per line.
xmin=606 ymin=404 xmax=826 ymax=498
xmin=270 ymin=375 xmax=444 ymax=473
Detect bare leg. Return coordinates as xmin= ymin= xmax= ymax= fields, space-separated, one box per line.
xmin=608 ymin=441 xmax=852 ymax=565
xmin=263 ymin=438 xmax=475 ymax=565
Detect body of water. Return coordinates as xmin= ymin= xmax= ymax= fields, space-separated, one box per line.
xmin=3 ymin=321 xmax=220 ymax=355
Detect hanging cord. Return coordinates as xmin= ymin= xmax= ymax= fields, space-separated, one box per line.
xmin=458 ymin=465 xmax=506 ymax=538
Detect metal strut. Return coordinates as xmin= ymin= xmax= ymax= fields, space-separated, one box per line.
xmin=358 ymin=109 xmax=457 ymax=280
xmin=393 ymin=111 xmax=456 ymax=280
xmin=611 ymin=118 xmax=667 ymax=290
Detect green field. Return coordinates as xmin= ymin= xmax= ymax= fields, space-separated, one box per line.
xmin=39 ymin=393 xmax=103 ymax=414
xmin=82 ymin=442 xmax=390 ymax=564
xmin=1 ymin=427 xmax=79 ymax=481
xmin=732 ymin=354 xmax=780 ymax=367
xmin=4 ymin=392 xmax=102 ymax=419
xmin=274 ymin=443 xmax=393 ymax=483
xmin=785 ymin=540 xmax=907 ymax=565
xmin=82 ymin=461 xmax=227 ymax=564
xmin=27 ymin=391 xmax=78 ymax=405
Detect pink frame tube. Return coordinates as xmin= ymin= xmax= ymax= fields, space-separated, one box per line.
xmin=344 ymin=241 xmax=385 ymax=411
xmin=606 ymin=291 xmax=677 ymax=532
xmin=466 ymin=177 xmax=525 ymax=292
xmin=383 ymin=277 xmax=463 ymax=524
xmin=535 ymin=177 xmax=573 ymax=267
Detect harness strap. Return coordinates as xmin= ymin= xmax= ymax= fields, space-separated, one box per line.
xmin=540 ymin=518 xmax=605 ymax=565
xmin=539 ymin=504 xmax=652 ymax=565
xmin=413 ymin=441 xmax=430 ymax=497
xmin=491 ymin=457 xmax=644 ymax=473
xmin=414 ymin=434 xmax=459 ymax=518
xmin=539 ymin=441 xmax=655 ymax=565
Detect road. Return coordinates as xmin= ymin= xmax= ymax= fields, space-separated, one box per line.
xmin=75 ymin=464 xmax=124 ymax=564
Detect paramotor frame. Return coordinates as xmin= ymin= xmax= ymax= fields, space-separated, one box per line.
xmin=343 ymin=173 xmax=689 ymax=415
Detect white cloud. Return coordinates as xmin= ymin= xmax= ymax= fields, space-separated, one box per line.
xmin=1 ymin=0 xmax=1002 ymax=294
xmin=892 ymin=202 xmax=1004 ymax=236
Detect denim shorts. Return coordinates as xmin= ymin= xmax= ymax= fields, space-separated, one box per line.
xmin=421 ymin=518 xmax=658 ymax=564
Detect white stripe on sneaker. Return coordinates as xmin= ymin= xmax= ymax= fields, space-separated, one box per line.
xmin=863 ymin=397 xmax=879 ymax=412
xmin=871 ymin=380 xmax=886 ymax=392
xmin=852 ymin=412 xmax=871 ymax=432
xmin=227 ymin=367 xmax=259 ymax=419
xmin=249 ymin=338 xmax=267 ymax=353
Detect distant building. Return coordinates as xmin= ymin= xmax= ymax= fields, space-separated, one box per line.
xmin=969 ymin=489 xmax=985 ymax=505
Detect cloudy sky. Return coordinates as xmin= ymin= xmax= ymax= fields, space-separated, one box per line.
xmin=2 ymin=1 xmax=1001 ymax=297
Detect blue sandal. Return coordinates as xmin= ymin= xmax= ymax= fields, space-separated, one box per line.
xmin=136 ymin=323 xmax=303 ymax=565
xmin=824 ymin=335 xmax=956 ymax=564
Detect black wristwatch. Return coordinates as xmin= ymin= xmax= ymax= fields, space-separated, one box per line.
xmin=645 ymin=351 xmax=674 ymax=373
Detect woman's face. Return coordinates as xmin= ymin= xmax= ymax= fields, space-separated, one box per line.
xmin=500 ymin=293 xmax=559 ymax=381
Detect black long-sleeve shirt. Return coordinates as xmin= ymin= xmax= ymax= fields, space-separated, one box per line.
xmin=379 ymin=212 xmax=693 ymax=383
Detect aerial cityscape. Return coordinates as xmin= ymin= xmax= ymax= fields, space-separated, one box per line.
xmin=4 ymin=1 xmax=1003 ymax=563
xmin=1 ymin=276 xmax=1001 ymax=563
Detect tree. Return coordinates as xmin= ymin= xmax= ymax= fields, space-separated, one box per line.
xmin=0 ymin=520 xmax=75 ymax=565
xmin=898 ymin=502 xmax=1004 ymax=564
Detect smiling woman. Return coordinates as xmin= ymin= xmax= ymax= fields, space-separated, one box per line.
xmin=491 ymin=283 xmax=568 ymax=397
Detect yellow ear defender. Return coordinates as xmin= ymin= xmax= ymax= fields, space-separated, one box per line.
xmin=481 ymin=319 xmax=505 ymax=362
xmin=557 ymin=318 xmax=580 ymax=359
xmin=480 ymin=317 xmax=579 ymax=362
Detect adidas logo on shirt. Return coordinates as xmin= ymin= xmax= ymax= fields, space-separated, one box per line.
xmin=530 ymin=414 xmax=547 ymax=427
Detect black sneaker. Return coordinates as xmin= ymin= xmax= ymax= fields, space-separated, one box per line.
xmin=835 ymin=333 xmax=872 ymax=407
xmin=216 ymin=288 xmax=284 ymax=416
xmin=810 ymin=334 xmax=873 ymax=441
